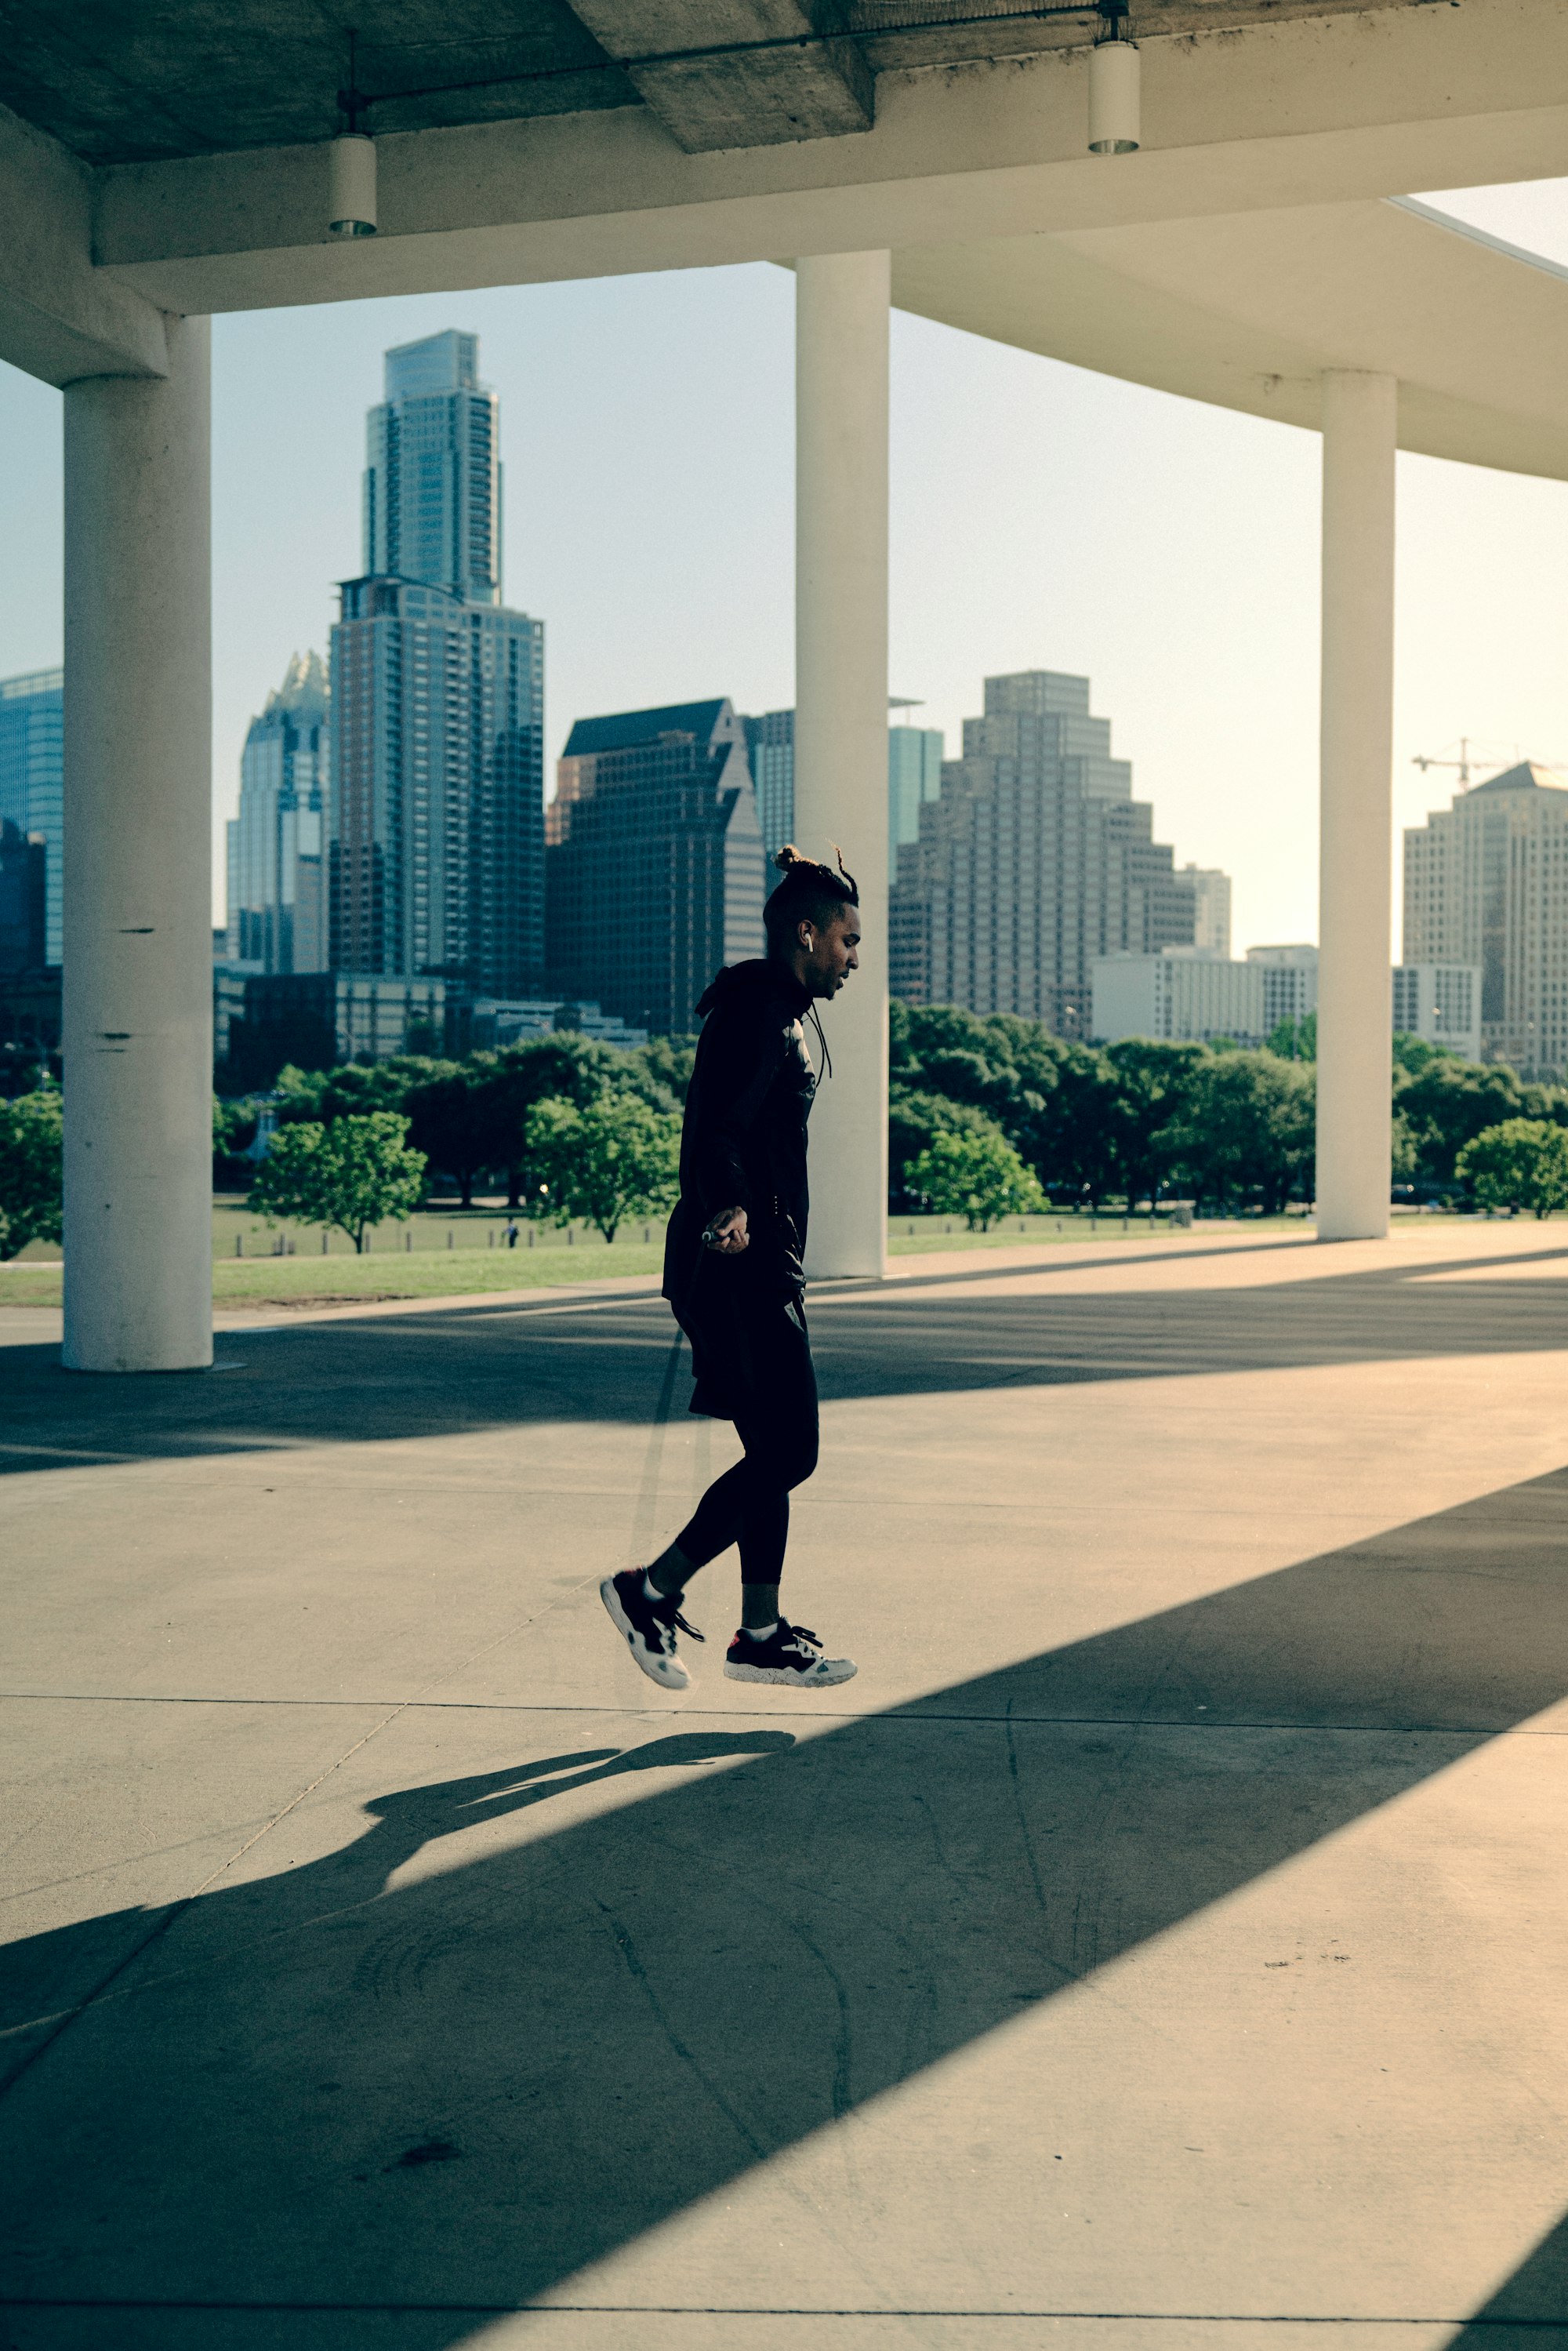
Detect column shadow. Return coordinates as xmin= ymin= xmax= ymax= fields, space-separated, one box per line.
xmin=2 ymin=1466 xmax=1567 ymax=2333
xmin=6 ymin=1241 xmax=1568 ymax=1474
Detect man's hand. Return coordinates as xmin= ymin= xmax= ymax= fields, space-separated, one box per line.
xmin=703 ymin=1206 xmax=750 ymax=1255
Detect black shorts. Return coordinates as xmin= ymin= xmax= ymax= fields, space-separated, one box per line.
xmin=673 ymin=1260 xmax=815 ymax=1430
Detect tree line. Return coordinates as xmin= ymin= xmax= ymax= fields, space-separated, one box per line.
xmin=10 ymin=1001 xmax=1568 ymax=1264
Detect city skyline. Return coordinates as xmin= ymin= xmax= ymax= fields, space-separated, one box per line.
xmin=7 ymin=178 xmax=1568 ymax=961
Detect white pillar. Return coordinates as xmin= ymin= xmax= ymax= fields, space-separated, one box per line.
xmin=63 ymin=314 xmax=213 ymax=1370
xmin=1316 ymin=369 xmax=1396 ymax=1244
xmin=794 ymin=249 xmax=890 ymax=1279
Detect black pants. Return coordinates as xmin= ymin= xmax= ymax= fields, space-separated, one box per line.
xmin=672 ymin=1288 xmax=819 ymax=1588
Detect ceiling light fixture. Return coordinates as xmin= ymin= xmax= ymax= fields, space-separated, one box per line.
xmin=328 ymin=29 xmax=377 ymax=238
xmin=1087 ymin=1 xmax=1139 ymax=154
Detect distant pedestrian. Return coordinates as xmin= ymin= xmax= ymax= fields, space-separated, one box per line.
xmin=506 ymin=1219 xmax=520 ymax=1249
xmin=601 ymin=845 xmax=861 ymax=1691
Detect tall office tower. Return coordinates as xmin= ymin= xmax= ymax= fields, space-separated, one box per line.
xmin=742 ymin=704 xmax=945 ymax=874
xmin=363 ymin=330 xmax=500 ymax=606
xmin=331 ymin=580 xmax=544 ymax=994
xmin=547 ymin=699 xmax=765 ymax=1034
xmin=0 ymin=667 xmax=63 ymax=968
xmin=890 ymin=670 xmax=1196 ymax=1034
xmin=333 ymin=331 xmax=545 ymax=1000
xmin=226 ymin=650 xmax=330 ymax=974
xmin=1181 ymin=863 xmax=1232 ymax=956
xmin=1403 ymin=761 xmax=1568 ymax=1075
xmin=1246 ymin=942 xmax=1319 ymax=1030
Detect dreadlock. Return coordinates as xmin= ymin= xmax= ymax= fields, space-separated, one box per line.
xmin=763 ymin=843 xmax=859 ymax=955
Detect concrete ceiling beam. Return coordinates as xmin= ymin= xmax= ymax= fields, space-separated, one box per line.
xmin=84 ymin=0 xmax=1568 ymax=318
xmin=562 ymin=2 xmax=874 ymax=151
xmin=0 ymin=101 xmax=167 ymax=384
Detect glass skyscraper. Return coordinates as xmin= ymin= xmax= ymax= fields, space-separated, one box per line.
xmin=332 ymin=582 xmax=544 ymax=993
xmin=227 ymin=650 xmax=330 ymax=974
xmin=0 ymin=667 xmax=63 ymax=968
xmin=548 ymin=699 xmax=764 ymax=1035
xmin=331 ymin=332 xmax=546 ymax=997
xmin=363 ymin=331 xmax=500 ymax=607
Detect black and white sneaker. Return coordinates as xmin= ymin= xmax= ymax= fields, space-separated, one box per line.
xmin=724 ymin=1621 xmax=857 ymax=1687
xmin=600 ymin=1568 xmax=705 ymax=1691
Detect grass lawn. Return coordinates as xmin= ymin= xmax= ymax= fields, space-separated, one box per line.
xmin=0 ymin=1208 xmax=1333 ymax=1309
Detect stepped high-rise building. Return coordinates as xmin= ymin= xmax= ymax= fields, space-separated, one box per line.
xmin=331 ymin=332 xmax=545 ymax=997
xmin=0 ymin=667 xmax=63 ymax=968
xmin=1403 ymin=761 xmax=1568 ymax=1074
xmin=363 ymin=330 xmax=500 ymax=605
xmin=226 ymin=651 xmax=330 ymax=974
xmin=890 ymin=670 xmax=1200 ymax=1034
xmin=548 ymin=699 xmax=765 ymax=1034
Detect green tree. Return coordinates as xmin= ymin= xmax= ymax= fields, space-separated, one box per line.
xmin=1103 ymin=1038 xmax=1207 ymax=1212
xmin=1265 ymin=1011 xmax=1317 ymax=1062
xmin=1034 ymin=1043 xmax=1123 ymax=1208
xmin=405 ymin=1067 xmax=494 ymax=1210
xmin=1455 ymin=1117 xmax=1568 ymax=1217
xmin=1392 ymin=1059 xmax=1532 ymax=1190
xmin=249 ymin=1112 xmax=426 ymax=1252
xmin=477 ymin=1037 xmax=626 ymax=1208
xmin=524 ymin=1092 xmax=681 ymax=1241
xmin=318 ymin=1056 xmax=448 ymax=1122
xmin=0 ymin=1085 xmax=64 ymax=1261
xmin=1167 ymin=1052 xmax=1314 ymax=1213
xmin=889 ymin=1088 xmax=1007 ymax=1205
xmin=906 ymin=1126 xmax=1046 ymax=1230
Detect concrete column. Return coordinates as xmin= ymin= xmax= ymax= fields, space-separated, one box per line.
xmin=794 ymin=249 xmax=890 ymax=1279
xmin=1316 ymin=369 xmax=1396 ymax=1244
xmin=63 ymin=314 xmax=213 ymax=1369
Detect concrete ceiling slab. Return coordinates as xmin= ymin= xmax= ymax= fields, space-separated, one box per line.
xmin=892 ymin=197 xmax=1568 ymax=479
xmin=0 ymin=0 xmax=1447 ymax=166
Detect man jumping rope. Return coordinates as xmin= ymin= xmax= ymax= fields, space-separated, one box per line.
xmin=600 ymin=845 xmax=862 ymax=1693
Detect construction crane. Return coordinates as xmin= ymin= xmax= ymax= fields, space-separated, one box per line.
xmin=1410 ymin=737 xmax=1512 ymax=789
xmin=1412 ymin=739 xmax=1568 ymax=791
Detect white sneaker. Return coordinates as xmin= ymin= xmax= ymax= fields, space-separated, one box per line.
xmin=723 ymin=1621 xmax=857 ymax=1687
xmin=600 ymin=1569 xmax=703 ymax=1691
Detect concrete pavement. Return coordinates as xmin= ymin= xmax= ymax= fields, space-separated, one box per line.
xmin=2 ymin=1221 xmax=1567 ymax=2347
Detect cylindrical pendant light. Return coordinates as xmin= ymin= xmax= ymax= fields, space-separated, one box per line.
xmin=327 ymin=29 xmax=378 ymax=238
xmin=328 ymin=132 xmax=377 ymax=237
xmin=1087 ymin=9 xmax=1140 ymax=154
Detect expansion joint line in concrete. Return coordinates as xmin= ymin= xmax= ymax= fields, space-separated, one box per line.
xmin=5 ymin=1690 xmax=1566 ymax=1737
xmin=1 ymin=2298 xmax=1562 ymax=2325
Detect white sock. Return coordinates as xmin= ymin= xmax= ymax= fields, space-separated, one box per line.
xmin=643 ymin=1571 xmax=667 ymax=1604
xmin=742 ymin=1620 xmax=778 ymax=1642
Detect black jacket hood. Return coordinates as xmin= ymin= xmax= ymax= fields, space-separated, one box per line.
xmin=695 ymin=958 xmax=811 ymax=1021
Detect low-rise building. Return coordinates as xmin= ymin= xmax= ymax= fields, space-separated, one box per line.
xmin=1392 ymin=962 xmax=1481 ymax=1060
xmin=1246 ymin=943 xmax=1319 ymax=1030
xmin=1092 ymin=950 xmax=1265 ymax=1046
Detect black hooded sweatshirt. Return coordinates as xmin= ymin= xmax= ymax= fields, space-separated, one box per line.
xmin=662 ymin=958 xmax=818 ymax=1306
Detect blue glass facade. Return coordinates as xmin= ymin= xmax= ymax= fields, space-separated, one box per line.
xmin=0 ymin=667 xmax=63 ymax=968
xmin=363 ymin=331 xmax=500 ymax=606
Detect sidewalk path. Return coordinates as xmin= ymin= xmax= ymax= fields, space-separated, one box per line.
xmin=2 ymin=1221 xmax=1566 ymax=2347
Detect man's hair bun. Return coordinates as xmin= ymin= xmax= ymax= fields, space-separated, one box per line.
xmin=764 ymin=841 xmax=859 ymax=947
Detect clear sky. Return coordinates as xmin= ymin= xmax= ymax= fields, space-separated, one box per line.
xmin=2 ymin=178 xmax=1567 ymax=954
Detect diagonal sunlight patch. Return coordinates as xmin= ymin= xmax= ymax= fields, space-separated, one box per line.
xmin=4 ymin=1463 xmax=1568 ymax=2337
